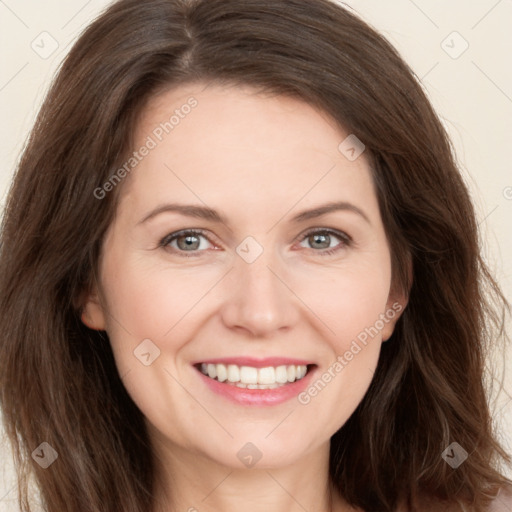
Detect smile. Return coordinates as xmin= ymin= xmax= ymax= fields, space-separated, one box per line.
xmin=197 ymin=363 xmax=309 ymax=389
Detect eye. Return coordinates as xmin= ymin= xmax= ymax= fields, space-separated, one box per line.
xmin=297 ymin=228 xmax=351 ymax=256
xmin=159 ymin=229 xmax=215 ymax=257
xmin=159 ymin=227 xmax=351 ymax=258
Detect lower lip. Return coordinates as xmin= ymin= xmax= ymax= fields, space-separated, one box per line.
xmin=195 ymin=366 xmax=317 ymax=406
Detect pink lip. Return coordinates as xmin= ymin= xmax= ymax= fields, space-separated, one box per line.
xmin=193 ymin=363 xmax=317 ymax=406
xmin=192 ymin=357 xmax=313 ymax=368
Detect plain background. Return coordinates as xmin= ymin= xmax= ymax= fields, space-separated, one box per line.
xmin=1 ymin=0 xmax=511 ymax=509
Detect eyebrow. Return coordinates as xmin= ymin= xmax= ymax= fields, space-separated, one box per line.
xmin=138 ymin=201 xmax=371 ymax=226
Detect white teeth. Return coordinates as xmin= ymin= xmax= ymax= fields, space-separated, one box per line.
xmin=245 ymin=383 xmax=279 ymax=389
xmin=258 ymin=366 xmax=275 ymax=385
xmin=207 ymin=364 xmax=217 ymax=379
xmin=216 ymin=364 xmax=227 ymax=382
xmin=240 ymin=366 xmax=258 ymax=384
xmin=275 ymin=365 xmax=288 ymax=383
xmin=227 ymin=364 xmax=240 ymax=382
xmin=199 ymin=363 xmax=309 ymax=385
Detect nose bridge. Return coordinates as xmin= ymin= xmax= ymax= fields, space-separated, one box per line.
xmin=220 ymin=236 xmax=298 ymax=335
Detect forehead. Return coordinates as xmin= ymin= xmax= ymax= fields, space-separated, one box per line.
xmin=139 ymin=82 xmax=346 ymax=158
xmin=118 ymin=82 xmax=379 ymax=224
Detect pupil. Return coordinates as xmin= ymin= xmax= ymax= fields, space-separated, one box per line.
xmin=311 ymin=234 xmax=329 ymax=249
xmin=179 ymin=235 xmax=199 ymax=250
xmin=176 ymin=233 xmax=332 ymax=251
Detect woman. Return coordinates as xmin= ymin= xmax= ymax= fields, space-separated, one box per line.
xmin=0 ymin=0 xmax=510 ymax=511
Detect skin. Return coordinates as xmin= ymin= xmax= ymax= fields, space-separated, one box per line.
xmin=82 ymin=82 xmax=408 ymax=512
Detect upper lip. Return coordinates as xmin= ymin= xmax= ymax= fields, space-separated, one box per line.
xmin=192 ymin=357 xmax=314 ymax=368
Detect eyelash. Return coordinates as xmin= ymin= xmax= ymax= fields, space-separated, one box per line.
xmin=159 ymin=228 xmax=352 ymax=258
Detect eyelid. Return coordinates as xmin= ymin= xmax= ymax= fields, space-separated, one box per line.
xmin=159 ymin=227 xmax=352 ymax=256
xmin=292 ymin=227 xmax=352 ymax=255
xmin=159 ymin=229 xmax=219 ymax=253
xmin=294 ymin=227 xmax=352 ymax=244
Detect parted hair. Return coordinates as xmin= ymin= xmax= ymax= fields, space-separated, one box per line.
xmin=0 ymin=0 xmax=510 ymax=511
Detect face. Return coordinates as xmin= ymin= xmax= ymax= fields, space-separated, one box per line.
xmin=83 ymin=82 xmax=406 ymax=470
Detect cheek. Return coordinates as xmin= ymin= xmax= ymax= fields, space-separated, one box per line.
xmin=97 ymin=255 xmax=216 ymax=445
xmin=101 ymin=253 xmax=219 ymax=341
xmin=300 ymin=258 xmax=392 ymax=344
xmin=293 ymin=256 xmax=391 ymax=416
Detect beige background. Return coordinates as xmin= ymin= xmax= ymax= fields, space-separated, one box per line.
xmin=1 ymin=0 xmax=511 ymax=509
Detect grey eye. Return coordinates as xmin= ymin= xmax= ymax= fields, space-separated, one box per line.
xmin=306 ymin=233 xmax=332 ymax=249
xmin=176 ymin=234 xmax=202 ymax=251
xmin=162 ymin=230 xmax=212 ymax=253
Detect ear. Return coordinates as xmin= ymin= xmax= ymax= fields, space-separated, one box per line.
xmin=381 ymin=296 xmax=407 ymax=341
xmin=79 ymin=285 xmax=107 ymax=331
xmin=381 ymin=256 xmax=412 ymax=342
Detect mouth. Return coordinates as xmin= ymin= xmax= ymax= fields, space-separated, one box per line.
xmin=195 ymin=362 xmax=312 ymax=389
xmin=192 ymin=358 xmax=317 ymax=406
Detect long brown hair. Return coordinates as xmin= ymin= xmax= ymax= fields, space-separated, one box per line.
xmin=0 ymin=0 xmax=510 ymax=511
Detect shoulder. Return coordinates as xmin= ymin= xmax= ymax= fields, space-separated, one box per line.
xmin=487 ymin=485 xmax=512 ymax=512
xmin=396 ymin=485 xmax=512 ymax=512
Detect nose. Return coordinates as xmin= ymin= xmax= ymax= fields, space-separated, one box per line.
xmin=219 ymin=245 xmax=300 ymax=338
